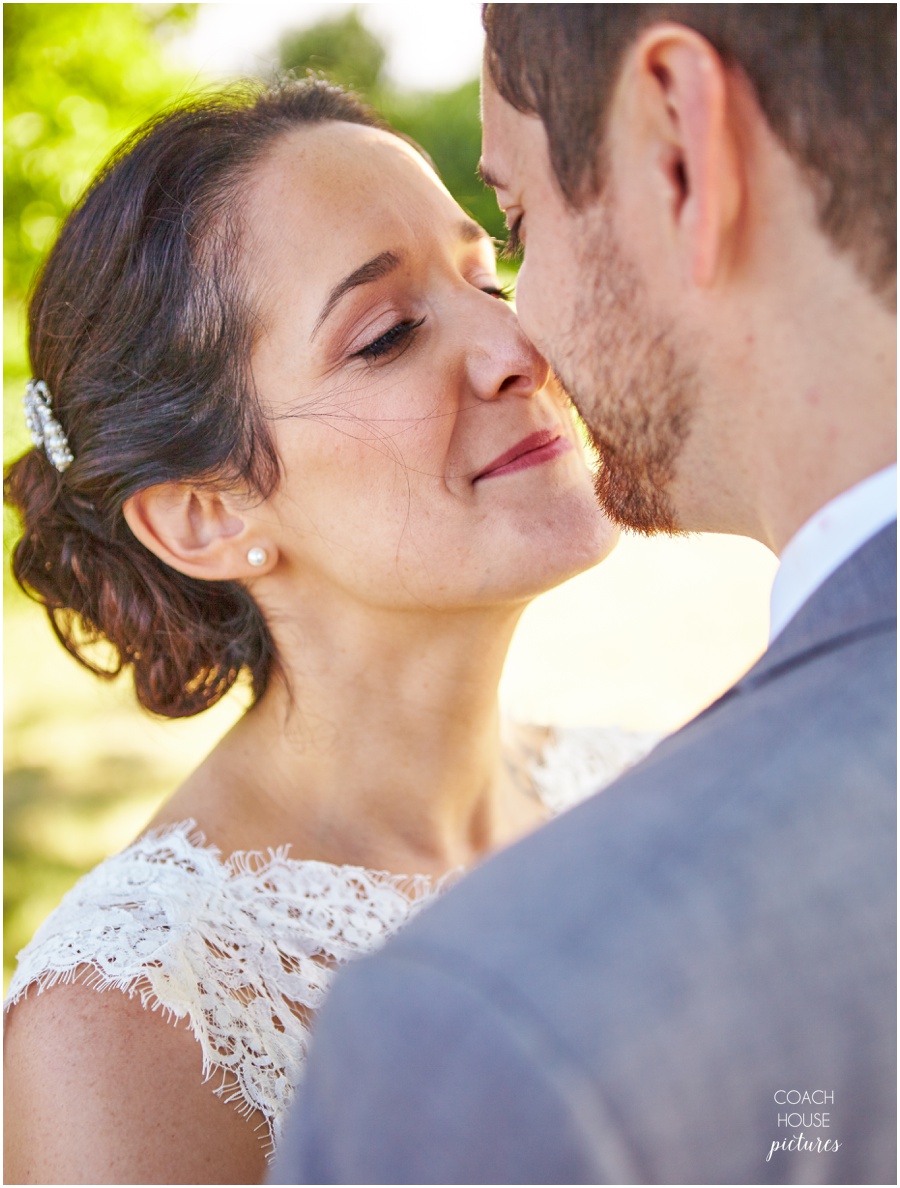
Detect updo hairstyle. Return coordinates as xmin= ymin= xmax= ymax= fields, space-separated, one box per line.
xmin=5 ymin=79 xmax=388 ymax=718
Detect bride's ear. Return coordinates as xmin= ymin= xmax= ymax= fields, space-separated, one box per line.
xmin=122 ymin=483 xmax=277 ymax=580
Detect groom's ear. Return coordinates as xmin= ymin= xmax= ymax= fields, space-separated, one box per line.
xmin=610 ymin=22 xmax=743 ymax=289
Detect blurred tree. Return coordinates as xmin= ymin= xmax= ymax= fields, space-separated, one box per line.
xmin=4 ymin=3 xmax=194 ymax=304
xmin=4 ymin=0 xmax=195 ymax=547
xmin=278 ymin=8 xmax=386 ymax=95
xmin=275 ymin=7 xmax=508 ymax=245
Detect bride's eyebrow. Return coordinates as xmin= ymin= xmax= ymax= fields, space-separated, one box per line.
xmin=310 ymin=221 xmax=492 ymax=342
xmin=458 ymin=217 xmax=491 ymax=245
xmin=311 ymin=250 xmax=402 ymax=341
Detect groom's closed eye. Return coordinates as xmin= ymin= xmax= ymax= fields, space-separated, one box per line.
xmin=501 ymin=213 xmax=524 ymax=261
xmin=476 ymin=164 xmax=523 ymax=260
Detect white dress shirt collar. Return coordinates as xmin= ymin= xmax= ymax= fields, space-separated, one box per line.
xmin=769 ymin=464 xmax=898 ymax=643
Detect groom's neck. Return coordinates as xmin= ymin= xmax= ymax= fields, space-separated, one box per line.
xmin=665 ymin=158 xmax=896 ymax=554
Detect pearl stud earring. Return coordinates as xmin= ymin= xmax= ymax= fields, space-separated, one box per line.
xmin=247 ymin=547 xmax=268 ymax=568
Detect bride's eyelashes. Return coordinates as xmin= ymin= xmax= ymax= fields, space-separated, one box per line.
xmin=353 ymin=317 xmax=426 ymax=362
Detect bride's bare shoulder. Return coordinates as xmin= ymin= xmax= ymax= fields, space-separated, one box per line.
xmin=4 ymin=977 xmax=265 ymax=1184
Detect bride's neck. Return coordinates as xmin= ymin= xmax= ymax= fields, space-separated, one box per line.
xmin=170 ymin=594 xmax=540 ymax=875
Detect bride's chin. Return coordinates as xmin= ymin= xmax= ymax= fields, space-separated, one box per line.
xmin=496 ymin=517 xmax=620 ymax=604
xmin=546 ymin=517 xmax=619 ymax=590
xmin=539 ymin=532 xmax=618 ymax=593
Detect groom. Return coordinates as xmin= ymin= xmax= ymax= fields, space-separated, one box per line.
xmin=273 ymin=5 xmax=896 ymax=1183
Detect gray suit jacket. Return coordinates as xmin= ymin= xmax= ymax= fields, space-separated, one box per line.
xmin=272 ymin=523 xmax=896 ymax=1185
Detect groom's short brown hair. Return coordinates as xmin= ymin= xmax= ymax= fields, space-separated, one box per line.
xmin=482 ymin=3 xmax=896 ymax=303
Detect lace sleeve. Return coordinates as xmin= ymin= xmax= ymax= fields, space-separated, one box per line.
xmin=3 ymin=827 xmax=326 ymax=1155
xmin=4 ymin=822 xmax=446 ymax=1157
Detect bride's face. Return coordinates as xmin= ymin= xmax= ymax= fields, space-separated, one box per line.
xmin=244 ymin=121 xmax=617 ymax=611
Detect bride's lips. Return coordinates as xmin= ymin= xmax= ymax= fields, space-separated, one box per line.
xmin=473 ymin=428 xmax=573 ymax=482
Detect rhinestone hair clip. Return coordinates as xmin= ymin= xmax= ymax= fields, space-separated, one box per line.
xmin=23 ymin=379 xmax=74 ymax=473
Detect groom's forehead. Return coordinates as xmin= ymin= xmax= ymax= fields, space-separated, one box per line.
xmin=479 ymin=77 xmax=548 ymax=198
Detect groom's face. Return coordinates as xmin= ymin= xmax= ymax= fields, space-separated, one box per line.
xmin=480 ymin=71 xmax=697 ymax=535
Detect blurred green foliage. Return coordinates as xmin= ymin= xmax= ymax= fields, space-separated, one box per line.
xmin=4 ymin=3 xmax=195 ymax=304
xmin=4 ymin=1 xmax=196 ymax=479
xmin=278 ymin=9 xmax=387 ymax=96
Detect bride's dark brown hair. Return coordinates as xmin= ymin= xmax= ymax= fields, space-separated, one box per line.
xmin=5 ymin=79 xmax=390 ymax=718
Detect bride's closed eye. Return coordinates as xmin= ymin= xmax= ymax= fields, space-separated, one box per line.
xmin=352 ymin=282 xmax=511 ymax=363
xmin=353 ymin=317 xmax=427 ymax=362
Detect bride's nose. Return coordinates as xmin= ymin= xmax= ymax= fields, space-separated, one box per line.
xmin=466 ymin=297 xmax=551 ymax=402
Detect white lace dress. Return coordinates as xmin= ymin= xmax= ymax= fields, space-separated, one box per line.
xmin=5 ymin=725 xmax=658 ymax=1158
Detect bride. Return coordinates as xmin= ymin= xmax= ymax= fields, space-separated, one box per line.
xmin=4 ymin=79 xmax=656 ymax=1184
